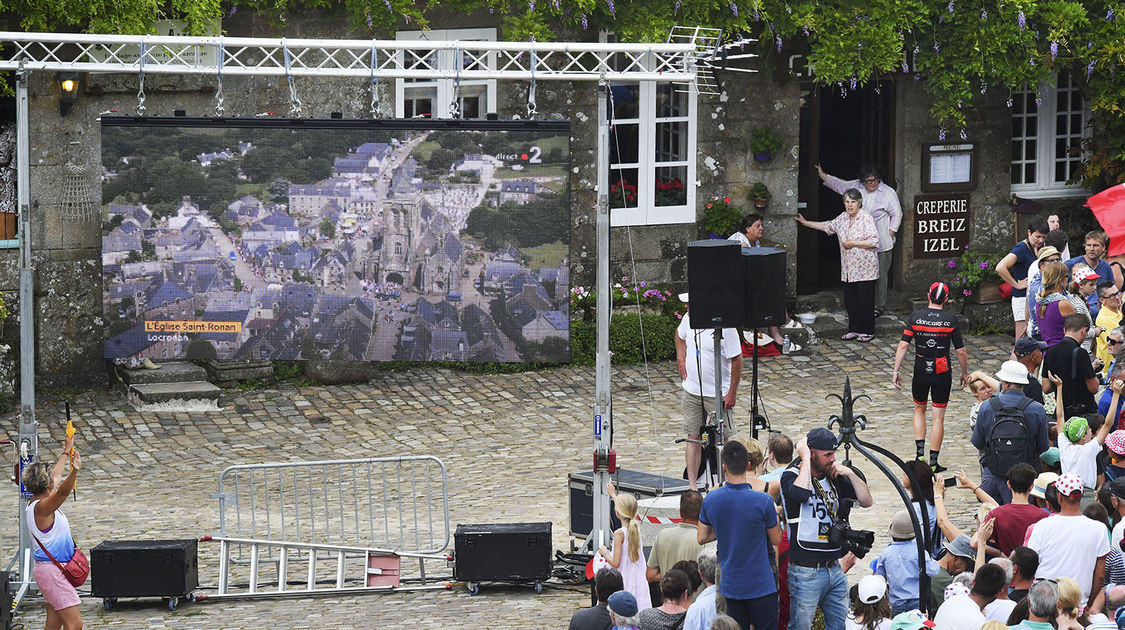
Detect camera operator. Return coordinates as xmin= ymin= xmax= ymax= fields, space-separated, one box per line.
xmin=780 ymin=428 xmax=873 ymax=630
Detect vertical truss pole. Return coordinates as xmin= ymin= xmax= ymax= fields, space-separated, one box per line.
xmin=586 ymin=79 xmax=613 ymax=554
xmin=14 ymin=68 xmax=36 ymax=607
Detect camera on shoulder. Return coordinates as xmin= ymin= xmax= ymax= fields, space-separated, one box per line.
xmin=827 ymin=521 xmax=875 ymax=559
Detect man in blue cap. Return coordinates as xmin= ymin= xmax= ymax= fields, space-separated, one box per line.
xmin=780 ymin=428 xmax=873 ymax=630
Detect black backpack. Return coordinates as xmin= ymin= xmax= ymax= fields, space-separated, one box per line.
xmin=984 ymin=396 xmax=1034 ymax=478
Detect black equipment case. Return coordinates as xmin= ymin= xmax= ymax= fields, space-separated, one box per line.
xmin=91 ymin=539 xmax=198 ymax=609
xmin=568 ymin=469 xmax=691 ymax=537
xmin=453 ymin=522 xmax=551 ymax=593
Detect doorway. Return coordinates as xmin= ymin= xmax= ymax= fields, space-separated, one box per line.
xmin=797 ymin=81 xmax=896 ymax=294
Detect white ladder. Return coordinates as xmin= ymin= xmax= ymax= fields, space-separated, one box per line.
xmin=196 ymin=535 xmax=452 ymax=601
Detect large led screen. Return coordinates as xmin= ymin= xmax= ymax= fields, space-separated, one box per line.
xmin=101 ymin=118 xmax=571 ymax=363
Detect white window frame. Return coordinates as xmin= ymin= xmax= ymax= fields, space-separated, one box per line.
xmin=395 ymin=28 xmax=497 ymax=120
xmin=603 ymin=34 xmax=697 ymax=226
xmin=1010 ymin=72 xmax=1091 ymax=199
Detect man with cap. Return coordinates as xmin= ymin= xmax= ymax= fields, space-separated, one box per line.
xmin=1014 ymin=337 xmax=1047 ymax=404
xmin=674 ymin=292 xmax=742 ymax=491
xmin=1027 ymin=472 xmax=1111 ymax=605
xmin=1105 ymin=431 xmax=1125 ymax=482
xmin=874 ymin=509 xmax=940 ymax=615
xmin=971 ymin=361 xmax=1050 ymax=504
xmin=892 ymin=281 xmax=968 ymax=472
xmin=607 ymin=590 xmax=641 ymax=629
xmin=780 ymin=428 xmax=873 ymax=630
xmin=1043 ymin=312 xmax=1100 ymax=416
xmin=928 ymin=534 xmax=976 ymax=613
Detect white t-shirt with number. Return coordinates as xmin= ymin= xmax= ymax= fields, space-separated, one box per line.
xmin=678 ymin=315 xmax=742 ymax=398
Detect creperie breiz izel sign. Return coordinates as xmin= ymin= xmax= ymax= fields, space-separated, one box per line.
xmin=912 ymin=193 xmax=971 ymax=259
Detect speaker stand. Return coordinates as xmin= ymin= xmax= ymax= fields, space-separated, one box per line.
xmin=749 ymin=328 xmax=768 ymax=440
xmin=709 ymin=331 xmax=726 ymax=488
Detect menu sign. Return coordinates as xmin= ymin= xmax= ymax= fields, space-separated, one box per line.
xmin=913 ymin=193 xmax=971 ymax=259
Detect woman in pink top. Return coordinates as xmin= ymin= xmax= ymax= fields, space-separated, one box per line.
xmin=796 ymin=188 xmax=880 ymax=341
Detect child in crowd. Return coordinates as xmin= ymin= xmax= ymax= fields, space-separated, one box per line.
xmin=847 ymin=575 xmax=892 ymax=630
xmin=1106 ymin=431 xmax=1125 ymax=481
xmin=598 ymin=482 xmax=652 ymax=612
xmin=759 ymin=433 xmax=793 ymax=483
xmin=966 ymin=371 xmax=996 ymax=430
xmin=1048 ymin=372 xmax=1121 ymax=497
xmin=874 ymin=509 xmax=939 ymax=615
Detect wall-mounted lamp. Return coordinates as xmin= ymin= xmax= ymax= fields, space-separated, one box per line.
xmin=58 ymin=72 xmax=82 ymax=117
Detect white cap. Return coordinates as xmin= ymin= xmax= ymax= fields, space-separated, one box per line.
xmin=858 ymin=574 xmax=887 ymax=604
xmin=678 ymin=292 xmax=689 ymax=303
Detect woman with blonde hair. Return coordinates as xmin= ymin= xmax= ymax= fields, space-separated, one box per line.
xmin=1054 ymin=577 xmax=1085 ymax=630
xmin=727 ymin=435 xmax=780 ymax=499
xmin=1036 ymin=261 xmax=1077 ymax=347
xmin=599 ymin=482 xmax=652 ymax=611
xmin=23 ymin=432 xmax=82 ymax=630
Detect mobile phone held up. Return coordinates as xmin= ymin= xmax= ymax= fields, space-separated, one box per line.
xmin=944 ymin=477 xmax=958 ymax=488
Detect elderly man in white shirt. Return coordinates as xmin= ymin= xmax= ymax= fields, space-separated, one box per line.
xmin=817 ymin=163 xmax=903 ymax=317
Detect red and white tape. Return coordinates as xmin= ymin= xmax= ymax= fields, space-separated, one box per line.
xmin=636 ymin=515 xmax=682 ymax=524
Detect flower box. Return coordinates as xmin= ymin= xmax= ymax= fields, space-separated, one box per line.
xmin=968 ymin=282 xmax=1003 ymax=304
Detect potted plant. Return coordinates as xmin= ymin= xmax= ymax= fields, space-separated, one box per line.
xmin=702 ymin=195 xmax=742 ymax=239
xmin=609 ymin=178 xmax=638 ymax=208
xmin=750 ymin=127 xmax=783 ymax=162
xmin=947 ymin=248 xmax=1007 ymax=304
xmin=749 ymin=182 xmax=771 ymax=209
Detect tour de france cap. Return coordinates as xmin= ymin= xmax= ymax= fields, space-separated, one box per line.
xmin=1073 ymin=266 xmax=1102 ymax=284
xmin=1106 ymin=430 xmax=1125 ymax=456
xmin=944 ymin=582 xmax=971 ymax=601
xmin=1055 ymin=472 xmax=1084 ymax=497
xmin=1065 ymin=416 xmax=1090 ymax=443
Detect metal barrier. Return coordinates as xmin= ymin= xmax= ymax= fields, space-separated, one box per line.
xmin=214 ymin=456 xmax=449 ymax=556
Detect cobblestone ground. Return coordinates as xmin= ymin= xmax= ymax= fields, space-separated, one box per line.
xmin=0 ymin=334 xmax=1013 ymax=629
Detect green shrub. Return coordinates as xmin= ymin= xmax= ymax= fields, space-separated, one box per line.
xmin=571 ymin=313 xmax=679 ymax=366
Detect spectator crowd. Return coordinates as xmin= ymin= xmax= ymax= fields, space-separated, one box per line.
xmin=570 ymin=213 xmax=1125 ymax=630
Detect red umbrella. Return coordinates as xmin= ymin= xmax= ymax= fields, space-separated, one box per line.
xmin=1088 ymin=183 xmax=1125 ymax=257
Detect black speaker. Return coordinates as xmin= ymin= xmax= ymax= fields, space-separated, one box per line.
xmin=90 ymin=539 xmax=198 ymax=601
xmin=743 ymin=247 xmax=787 ymax=328
xmin=454 ymin=522 xmax=552 ymax=583
xmin=687 ymin=240 xmax=745 ymax=329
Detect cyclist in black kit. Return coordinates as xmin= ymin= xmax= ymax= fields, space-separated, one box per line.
xmin=892 ymin=282 xmax=969 ymax=472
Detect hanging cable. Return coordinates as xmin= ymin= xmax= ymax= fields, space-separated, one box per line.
xmin=136 ymin=37 xmax=148 ymax=116
xmin=526 ymin=39 xmax=538 ymax=119
xmin=214 ymin=37 xmax=225 ymax=117
xmin=449 ymin=44 xmax=462 ymax=119
xmin=369 ymin=40 xmax=382 ymax=118
xmin=283 ymin=39 xmax=303 ymax=117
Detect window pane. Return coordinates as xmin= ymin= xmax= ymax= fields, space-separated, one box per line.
xmin=1011 ymin=140 xmax=1022 ymax=161
xmin=610 ymin=168 xmax=639 ymax=208
xmin=405 ymin=97 xmax=433 ymax=118
xmin=1057 ymin=114 xmax=1068 ymax=135
xmin=1025 ymin=163 xmax=1036 ymax=183
xmin=1011 ymin=118 xmax=1022 ymax=137
xmin=610 ymin=84 xmax=640 ymax=121
xmin=656 ymin=84 xmax=687 ymax=118
xmin=610 ymin=123 xmax=639 ymax=164
xmin=1055 ymin=137 xmax=1067 ymax=158
xmin=655 ymin=166 xmax=687 ymax=207
xmin=1026 ymin=139 xmax=1036 ymax=157
xmin=655 ymin=122 xmax=688 ymax=161
xmin=1025 ymin=93 xmax=1038 ymax=111
xmin=1055 ymin=161 xmax=1066 ymax=183
xmin=1025 ymin=117 xmax=1037 ymax=135
xmin=1011 ymin=163 xmax=1022 ymax=184
xmin=1071 ymin=113 xmax=1082 ymax=132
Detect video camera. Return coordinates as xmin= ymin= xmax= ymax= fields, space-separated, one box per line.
xmin=827 ymin=521 xmax=875 ymax=559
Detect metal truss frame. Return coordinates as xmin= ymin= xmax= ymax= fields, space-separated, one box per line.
xmin=0 ymin=31 xmax=720 ymax=83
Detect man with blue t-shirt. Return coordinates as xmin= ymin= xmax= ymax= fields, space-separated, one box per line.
xmin=997 ymin=216 xmax=1049 ymax=342
xmin=698 ymin=440 xmax=781 ymax=630
xmin=781 ymin=428 xmax=873 ymax=630
xmin=1065 ymin=230 xmax=1114 ymax=318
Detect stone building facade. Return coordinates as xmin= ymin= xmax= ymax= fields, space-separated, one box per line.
xmin=0 ymin=11 xmax=1097 ymax=386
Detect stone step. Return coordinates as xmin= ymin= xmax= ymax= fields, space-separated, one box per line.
xmin=117 ymin=361 xmax=209 ymax=386
xmin=805 ymin=310 xmax=907 ymax=339
xmin=201 ymin=359 xmax=275 ymax=388
xmin=128 ymin=381 xmax=222 ymax=412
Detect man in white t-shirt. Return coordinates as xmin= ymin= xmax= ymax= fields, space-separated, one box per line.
xmin=1027 ymin=472 xmax=1111 ymax=603
xmin=674 ymin=293 xmax=742 ymax=491
xmin=933 ymin=563 xmax=1006 ymax=630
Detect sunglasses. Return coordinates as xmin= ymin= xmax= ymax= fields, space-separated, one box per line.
xmin=1110 ymin=339 xmax=1122 ymax=346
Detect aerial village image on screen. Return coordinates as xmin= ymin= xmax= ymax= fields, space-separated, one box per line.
xmin=100 ymin=123 xmax=571 ymax=363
